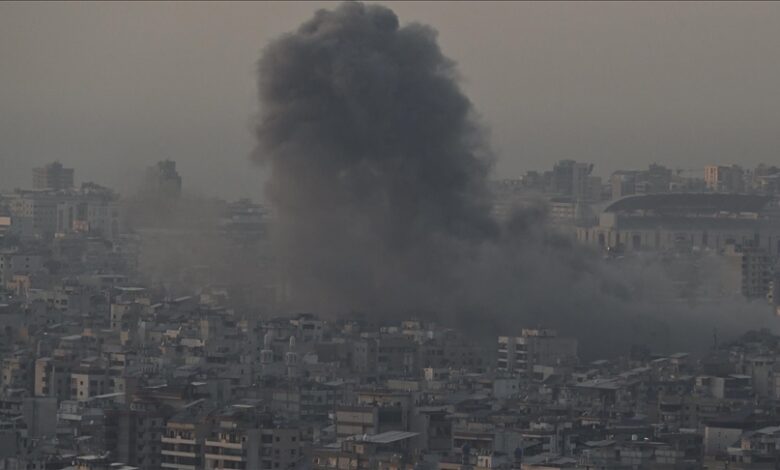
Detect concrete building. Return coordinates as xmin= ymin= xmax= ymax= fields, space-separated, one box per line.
xmin=577 ymin=193 xmax=780 ymax=254
xmin=312 ymin=431 xmax=418 ymax=470
xmin=752 ymin=164 xmax=780 ymax=196
xmin=114 ymin=395 xmax=171 ymax=470
xmin=722 ymin=242 xmax=774 ymax=299
xmin=203 ymin=406 xmax=302 ymax=470
xmin=727 ymin=426 xmax=780 ymax=466
xmin=5 ymin=191 xmax=59 ymax=237
xmin=33 ymin=161 xmax=75 ymax=191
xmin=3 ymin=183 xmax=122 ymax=240
xmin=610 ymin=164 xmax=674 ymax=200
xmin=71 ymin=368 xmax=110 ymax=401
xmin=34 ymin=357 xmax=73 ymax=400
xmin=552 ymin=160 xmax=594 ymax=201
xmin=611 ymin=170 xmax=641 ymax=200
xmin=145 ymin=160 xmax=182 ymax=200
xmin=81 ymin=198 xmax=123 ymax=240
xmin=497 ymin=329 xmax=578 ymax=375
xmin=451 ymin=422 xmax=524 ymax=458
xmin=335 ymin=405 xmax=381 ymax=439
xmin=0 ymin=250 xmax=45 ymax=285
xmin=351 ymin=335 xmax=418 ymax=377
xmin=547 ymin=197 xmax=598 ymax=227
xmin=334 ymin=389 xmax=414 ymax=440
xmin=54 ymin=184 xmax=123 ymax=239
xmin=1 ymin=354 xmax=34 ymax=392
xmin=705 ymin=165 xmax=745 ymax=193
xmin=704 ymin=421 xmax=745 ymax=457
xmin=161 ymin=408 xmax=211 ymax=470
xmin=548 ymin=198 xmax=577 ymax=225
xmin=22 ymin=396 xmax=58 ymax=438
xmin=270 ymin=381 xmax=341 ymax=422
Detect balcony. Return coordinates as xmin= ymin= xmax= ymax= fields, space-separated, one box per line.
xmin=161 ymin=450 xmax=198 ymax=458
xmin=204 ymin=453 xmax=246 ymax=462
xmin=162 ymin=436 xmax=197 ymax=445
xmin=205 ymin=439 xmax=244 ymax=450
xmin=161 ymin=463 xmax=198 ymax=470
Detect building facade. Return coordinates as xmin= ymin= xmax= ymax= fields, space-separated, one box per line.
xmin=577 ymin=193 xmax=780 ymax=255
xmin=32 ymin=162 xmax=75 ymax=191
xmin=497 ymin=329 xmax=578 ymax=375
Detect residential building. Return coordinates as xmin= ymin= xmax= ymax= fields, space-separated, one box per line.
xmin=705 ymin=165 xmax=745 ymax=193
xmin=497 ymin=329 xmax=578 ymax=375
xmin=33 ymin=161 xmax=75 ymax=191
xmin=145 ymin=160 xmax=182 ymax=200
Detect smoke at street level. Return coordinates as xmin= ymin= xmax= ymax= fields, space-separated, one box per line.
xmin=253 ymin=2 xmax=775 ymax=357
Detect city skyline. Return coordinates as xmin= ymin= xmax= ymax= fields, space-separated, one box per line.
xmin=4 ymin=2 xmax=780 ymax=199
xmin=5 ymin=3 xmax=780 ymax=469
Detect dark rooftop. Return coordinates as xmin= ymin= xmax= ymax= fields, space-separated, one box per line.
xmin=605 ymin=193 xmax=772 ymax=214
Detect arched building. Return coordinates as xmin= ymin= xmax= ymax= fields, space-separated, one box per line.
xmin=576 ymin=193 xmax=780 ymax=254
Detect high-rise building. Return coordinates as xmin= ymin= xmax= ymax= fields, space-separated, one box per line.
xmin=610 ymin=164 xmax=673 ymax=200
xmin=145 ymin=160 xmax=182 ymax=199
xmin=722 ymin=241 xmax=774 ymax=299
xmin=552 ymin=160 xmax=594 ymax=200
xmin=572 ymin=163 xmax=595 ymax=201
xmin=5 ymin=192 xmax=59 ymax=237
xmin=32 ymin=162 xmax=74 ymax=191
xmin=551 ymin=160 xmax=579 ymax=196
xmin=705 ymin=165 xmax=745 ymax=192
xmin=611 ymin=170 xmax=639 ymax=200
xmin=497 ymin=329 xmax=578 ymax=375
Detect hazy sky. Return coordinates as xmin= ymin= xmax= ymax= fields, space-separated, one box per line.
xmin=2 ymin=1 xmax=780 ymax=200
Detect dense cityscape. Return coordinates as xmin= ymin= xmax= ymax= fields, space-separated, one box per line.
xmin=6 ymin=2 xmax=780 ymax=470
xmin=2 ymin=158 xmax=780 ymax=469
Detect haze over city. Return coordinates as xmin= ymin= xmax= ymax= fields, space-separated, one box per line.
xmin=4 ymin=2 xmax=780 ymax=198
xmin=4 ymin=2 xmax=780 ymax=469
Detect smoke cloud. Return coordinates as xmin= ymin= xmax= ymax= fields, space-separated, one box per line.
xmin=255 ymin=2 xmax=496 ymax=311
xmin=254 ymin=2 xmax=775 ymax=358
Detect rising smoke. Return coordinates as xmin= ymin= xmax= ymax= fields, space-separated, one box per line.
xmin=255 ymin=2 xmax=496 ymax=312
xmin=254 ymin=2 xmax=775 ymax=358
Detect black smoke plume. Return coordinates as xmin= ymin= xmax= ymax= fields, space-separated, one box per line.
xmin=255 ymin=2 xmax=496 ymax=311
xmin=254 ymin=2 xmax=774 ymax=357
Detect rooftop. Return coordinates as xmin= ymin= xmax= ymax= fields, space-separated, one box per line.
xmin=348 ymin=430 xmax=419 ymax=444
xmin=605 ymin=193 xmax=772 ymax=214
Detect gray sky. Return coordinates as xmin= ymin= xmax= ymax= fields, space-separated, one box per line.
xmin=2 ymin=1 xmax=780 ymax=200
